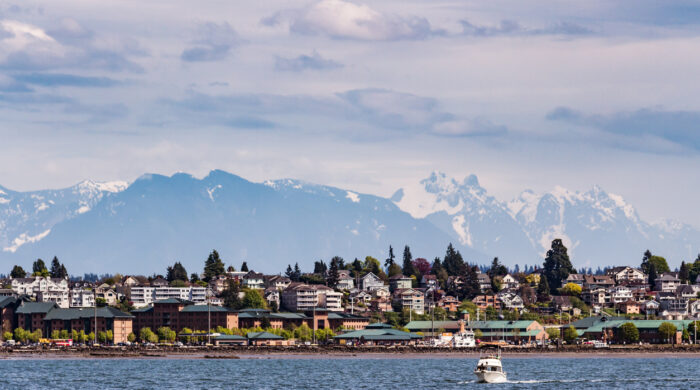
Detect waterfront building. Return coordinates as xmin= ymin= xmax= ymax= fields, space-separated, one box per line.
xmin=334 ymin=323 xmax=422 ymax=346
xmin=16 ymin=302 xmax=59 ymax=331
xmin=11 ymin=277 xmax=70 ymax=308
xmin=132 ymin=298 xmax=238 ymax=332
xmin=43 ymin=307 xmax=134 ymax=343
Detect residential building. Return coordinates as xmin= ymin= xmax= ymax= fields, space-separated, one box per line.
xmin=501 ymin=274 xmax=520 ymax=290
xmin=498 ymin=291 xmax=524 ymax=310
xmin=389 ymin=275 xmax=412 ymax=291
xmin=421 ymin=275 xmax=438 ymax=289
xmin=0 ymin=297 xmax=20 ymax=338
xmin=131 ymin=286 xmax=208 ymax=308
xmin=360 ymin=272 xmax=385 ymax=292
xmin=606 ymin=266 xmax=646 ymax=283
xmin=617 ymin=300 xmax=641 ymax=315
xmin=336 ymin=270 xmax=354 ymax=290
xmin=562 ymin=274 xmax=585 ymax=287
xmin=10 ymin=277 xmax=70 ymax=308
xmin=70 ymin=288 xmax=96 ymax=307
xmin=675 ymin=285 xmax=697 ymax=299
xmin=281 ymin=283 xmax=342 ymax=312
xmin=132 ymin=298 xmax=238 ymax=332
xmin=655 ymin=274 xmax=681 ymax=293
xmin=392 ymin=288 xmax=424 ymax=315
xmin=264 ymin=287 xmax=280 ymax=308
xmin=551 ymin=296 xmax=573 ymax=312
xmin=16 ymin=302 xmax=59 ymax=331
xmin=130 ymin=286 xmax=155 ymax=307
xmin=583 ymin=275 xmax=615 ymax=290
xmin=264 ymin=275 xmax=291 ymax=290
xmin=242 ymin=272 xmax=265 ymax=289
xmin=43 ymin=307 xmax=134 ymax=343
xmin=581 ymin=288 xmax=608 ymax=307
xmin=437 ymin=295 xmax=460 ymax=312
xmin=477 ymin=274 xmax=491 ymax=292
xmin=473 ymin=295 xmax=501 ymax=310
xmin=608 ymin=286 xmax=634 ymax=304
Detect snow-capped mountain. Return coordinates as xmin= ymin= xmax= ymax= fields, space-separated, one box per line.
xmin=393 ymin=172 xmax=700 ymax=268
xmin=1 ymin=170 xmax=697 ymax=275
xmin=0 ymin=180 xmax=127 ymax=253
xmin=0 ymin=170 xmax=478 ymax=274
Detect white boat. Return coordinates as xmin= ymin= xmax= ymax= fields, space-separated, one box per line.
xmin=473 ymin=349 xmax=507 ymax=383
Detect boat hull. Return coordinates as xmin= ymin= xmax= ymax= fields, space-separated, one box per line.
xmin=474 ymin=370 xmax=507 ymax=383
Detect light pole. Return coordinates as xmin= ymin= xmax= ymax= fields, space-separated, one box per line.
xmin=207 ymin=287 xmax=211 ymax=345
xmin=93 ymin=289 xmax=97 ymax=345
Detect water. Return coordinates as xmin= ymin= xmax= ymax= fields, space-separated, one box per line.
xmin=1 ymin=357 xmax=699 ymax=389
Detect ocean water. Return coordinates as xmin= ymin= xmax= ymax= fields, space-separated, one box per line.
xmin=1 ymin=357 xmax=699 ymax=389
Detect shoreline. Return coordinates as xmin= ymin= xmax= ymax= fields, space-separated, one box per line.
xmin=3 ymin=348 xmax=700 ymax=360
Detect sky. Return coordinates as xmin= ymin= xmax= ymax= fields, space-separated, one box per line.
xmin=0 ymin=0 xmax=699 ymax=228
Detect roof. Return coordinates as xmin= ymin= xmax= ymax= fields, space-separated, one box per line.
xmin=181 ymin=305 xmax=231 ymax=313
xmin=334 ymin=328 xmax=422 ymax=340
xmin=214 ymin=335 xmax=246 ymax=341
xmin=247 ymin=331 xmax=284 ymax=340
xmin=44 ymin=307 xmax=133 ymax=320
xmin=478 ymin=330 xmax=542 ymax=337
xmin=16 ymin=302 xmax=58 ymax=314
xmin=131 ymin=306 xmax=153 ymax=313
xmin=365 ymin=322 xmax=393 ymax=329
xmin=0 ymin=296 xmax=17 ymax=309
xmin=153 ymin=298 xmax=191 ymax=305
xmin=405 ymin=321 xmax=460 ymax=331
xmin=582 ymin=319 xmax=696 ymax=333
xmin=328 ymin=312 xmax=369 ymax=320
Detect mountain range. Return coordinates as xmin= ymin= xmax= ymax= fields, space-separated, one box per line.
xmin=0 ymin=170 xmax=697 ymax=275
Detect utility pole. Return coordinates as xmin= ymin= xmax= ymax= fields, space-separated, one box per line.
xmin=207 ymin=287 xmax=211 ymax=345
xmin=93 ymin=289 xmax=97 ymax=345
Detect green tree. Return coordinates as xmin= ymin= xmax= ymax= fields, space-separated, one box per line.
xmin=387 ymin=263 xmax=402 ymax=277
xmin=293 ymin=263 xmax=302 ymax=281
xmin=648 ymin=263 xmax=658 ymax=291
xmin=542 ymin=239 xmax=575 ymax=290
xmin=430 ymin=257 xmax=448 ymax=287
xmin=327 ymin=257 xmax=341 ymax=288
xmin=658 ymin=322 xmax=677 ymax=344
xmin=127 ymin=332 xmax=136 ymax=343
xmin=222 ymin=279 xmax=242 ymax=309
xmin=649 ymin=256 xmax=670 ymax=274
xmin=619 ymin=322 xmax=639 ymax=343
xmin=385 ymin=245 xmax=396 ymax=269
xmin=51 ymin=330 xmax=60 ymax=339
xmin=641 ymin=249 xmax=653 ymax=274
xmin=32 ymin=259 xmax=49 ymax=277
xmin=563 ymin=325 xmax=578 ymax=343
xmin=157 ymin=327 xmax=176 ymax=342
xmin=689 ymin=255 xmax=700 ymax=284
xmin=443 ymin=243 xmax=466 ymax=276
xmin=461 ymin=265 xmax=481 ymax=300
xmin=241 ymin=261 xmax=249 ymax=272
xmin=679 ymin=261 xmax=690 ymax=284
xmin=294 ymin=323 xmax=313 ymax=342
xmin=560 ymin=283 xmax=582 ymax=296
xmin=487 ymin=257 xmax=507 ymax=279
xmin=546 ymin=328 xmax=560 ymax=340
xmin=139 ymin=327 xmax=155 ymax=342
xmin=242 ymin=289 xmax=267 ymax=309
xmin=98 ymin=331 xmax=107 ymax=343
xmin=166 ymin=261 xmax=188 ymax=283
xmin=59 ymin=329 xmax=69 ymax=339
xmin=2 ymin=331 xmax=12 ymax=341
xmin=474 ymin=329 xmax=483 ymax=340
xmin=50 ymin=256 xmax=64 ymax=278
xmin=96 ymin=297 xmax=107 ymax=307
xmin=402 ymin=245 xmax=417 ymax=277
xmin=203 ymin=250 xmax=225 ymax=282
xmin=10 ymin=265 xmax=26 ymax=278
xmin=537 ymin=276 xmax=550 ymax=302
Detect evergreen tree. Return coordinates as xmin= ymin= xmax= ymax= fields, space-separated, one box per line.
xmin=443 ymin=243 xmax=466 ymax=276
xmin=166 ymin=262 xmax=188 ymax=282
xmin=203 ymin=250 xmax=225 ymax=282
xmin=537 ymin=275 xmax=550 ymax=302
xmin=10 ymin=265 xmax=26 ymax=278
xmin=32 ymin=259 xmax=49 ymax=277
xmin=314 ymin=260 xmax=327 ymax=274
xmin=327 ymin=257 xmax=340 ymax=288
xmin=641 ymin=249 xmax=653 ymax=274
xmin=190 ymin=273 xmax=200 ymax=284
xmin=387 ymin=262 xmax=402 ymax=277
xmin=59 ymin=264 xmax=68 ymax=279
xmin=285 ymin=264 xmax=294 ymax=279
xmin=542 ymin=239 xmax=575 ymax=290
xmin=351 ymin=258 xmax=363 ymax=276
xmin=293 ymin=263 xmax=302 ymax=282
xmin=50 ymin=257 xmax=62 ymax=278
xmin=227 ymin=265 xmax=235 ymax=272
xmin=679 ymin=261 xmax=690 ymax=284
xmin=222 ymin=280 xmax=241 ymax=310
xmin=402 ymin=245 xmax=417 ymax=277
xmin=487 ymin=257 xmax=507 ymax=278
xmin=462 ymin=265 xmax=481 ymax=300
xmin=385 ymin=245 xmax=395 ymax=269
xmin=648 ymin=263 xmax=658 ymax=291
xmin=241 ymin=262 xmax=249 ymax=272
xmin=430 ymin=257 xmax=448 ymax=288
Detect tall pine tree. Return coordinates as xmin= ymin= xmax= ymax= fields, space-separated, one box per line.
xmin=648 ymin=263 xmax=658 ymax=291
xmin=536 ymin=276 xmax=550 ymax=302
xmin=542 ymin=239 xmax=575 ymax=290
xmin=241 ymin=262 xmax=249 ymax=272
xmin=402 ymin=245 xmax=417 ymax=277
xmin=385 ymin=245 xmax=395 ymax=269
xmin=679 ymin=261 xmax=690 ymax=284
xmin=443 ymin=243 xmax=466 ymax=276
xmin=203 ymin=250 xmax=225 ymax=282
xmin=327 ymin=257 xmax=340 ymax=288
xmin=641 ymin=249 xmax=653 ymax=274
xmin=50 ymin=257 xmax=63 ymax=278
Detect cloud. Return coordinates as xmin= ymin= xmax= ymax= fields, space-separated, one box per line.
xmin=460 ymin=19 xmax=593 ymax=37
xmin=431 ymin=118 xmax=508 ymax=137
xmin=547 ymin=106 xmax=700 ymax=151
xmin=181 ymin=22 xmax=241 ymax=62
xmin=0 ymin=19 xmax=144 ymax=72
xmin=262 ymin=0 xmax=436 ymax=41
xmin=274 ymin=50 xmax=343 ymax=72
xmin=12 ymin=73 xmax=121 ymax=87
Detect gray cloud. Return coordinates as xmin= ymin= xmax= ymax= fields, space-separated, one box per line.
xmin=274 ymin=51 xmax=343 ymax=72
xmin=181 ymin=22 xmax=241 ymax=62
xmin=547 ymin=106 xmax=700 ymax=151
xmin=460 ymin=19 xmax=593 ymax=37
xmin=12 ymin=73 xmax=121 ymax=88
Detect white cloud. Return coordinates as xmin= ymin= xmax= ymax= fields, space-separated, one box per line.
xmin=263 ymin=0 xmax=435 ymax=41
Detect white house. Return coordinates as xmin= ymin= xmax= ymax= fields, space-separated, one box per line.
xmin=606 ymin=266 xmax=646 ymax=283
xmin=70 ymin=288 xmax=96 ymax=307
xmin=497 ymin=291 xmax=524 ymax=310
xmin=609 ymin=286 xmax=633 ymax=304
xmin=336 ymin=270 xmax=355 ymax=290
xmin=655 ymin=274 xmax=681 ymax=293
xmin=501 ymin=274 xmax=520 ymax=290
xmin=242 ymin=272 xmax=265 ymax=290
xmin=361 ymin=272 xmax=385 ymax=292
